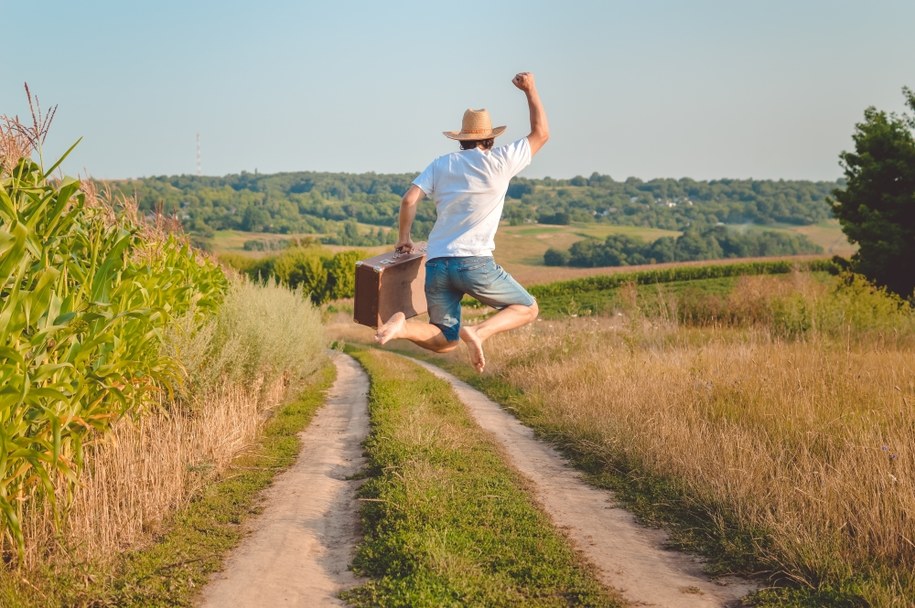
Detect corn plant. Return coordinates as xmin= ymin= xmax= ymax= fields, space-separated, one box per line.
xmin=0 ymin=149 xmax=227 ymax=560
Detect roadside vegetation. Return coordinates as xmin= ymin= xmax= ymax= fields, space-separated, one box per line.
xmin=423 ymin=269 xmax=914 ymax=607
xmin=343 ymin=347 xmax=621 ymax=608
xmin=1 ymin=107 xmax=329 ymax=605
xmin=220 ymin=244 xmax=361 ymax=305
xmin=523 ymin=257 xmax=837 ymax=317
xmin=1 ymin=355 xmax=335 ymax=608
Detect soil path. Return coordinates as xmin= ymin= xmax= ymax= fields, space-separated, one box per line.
xmin=198 ymin=352 xmax=369 ymax=608
xmin=199 ymin=350 xmax=756 ymax=607
xmin=411 ymin=357 xmax=758 ymax=608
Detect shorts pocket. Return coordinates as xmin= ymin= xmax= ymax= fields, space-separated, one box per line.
xmin=459 ymin=257 xmax=494 ymax=273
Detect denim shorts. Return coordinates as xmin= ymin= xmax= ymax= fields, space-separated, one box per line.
xmin=425 ymin=256 xmax=535 ymax=342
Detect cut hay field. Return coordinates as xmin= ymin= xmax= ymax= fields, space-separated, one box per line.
xmin=730 ymin=219 xmax=856 ymax=257
xmin=488 ymin=220 xmax=849 ymax=269
xmin=496 ymin=222 xmax=681 ymax=265
xmin=493 ymin=220 xmax=853 ymax=285
xmin=784 ymin=219 xmax=856 ymax=256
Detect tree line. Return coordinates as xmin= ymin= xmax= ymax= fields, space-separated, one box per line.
xmin=504 ymin=175 xmax=837 ymax=229
xmin=544 ymin=226 xmax=822 ymax=267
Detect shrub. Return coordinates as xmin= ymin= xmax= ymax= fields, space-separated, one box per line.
xmin=224 ymin=245 xmax=362 ymax=305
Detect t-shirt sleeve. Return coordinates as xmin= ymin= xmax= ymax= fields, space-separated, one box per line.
xmin=494 ymin=137 xmax=532 ymax=178
xmin=412 ymin=160 xmax=435 ymax=196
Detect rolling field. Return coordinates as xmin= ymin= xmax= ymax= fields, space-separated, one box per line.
xmin=495 ymin=222 xmax=681 ymax=265
xmin=207 ymin=227 xmax=391 ymax=258
xmin=493 ymin=223 xmax=848 ymax=286
xmin=727 ymin=219 xmax=856 ymax=257
xmin=211 ymin=219 xmax=851 ymax=288
xmin=784 ymin=219 xmax=856 ymax=256
xmin=207 ymin=230 xmax=319 ymax=258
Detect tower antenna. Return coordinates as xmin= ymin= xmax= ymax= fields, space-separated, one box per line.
xmin=196 ymin=132 xmax=201 ymax=176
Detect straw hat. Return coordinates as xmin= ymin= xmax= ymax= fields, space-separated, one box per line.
xmin=443 ymin=108 xmax=506 ymax=141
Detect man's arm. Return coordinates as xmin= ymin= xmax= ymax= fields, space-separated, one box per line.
xmin=395 ymin=184 xmax=425 ymax=252
xmin=512 ymin=72 xmax=549 ymax=156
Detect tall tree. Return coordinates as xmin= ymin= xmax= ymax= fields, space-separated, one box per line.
xmin=831 ymin=87 xmax=915 ymax=298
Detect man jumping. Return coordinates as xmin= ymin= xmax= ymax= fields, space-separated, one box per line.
xmin=375 ymin=72 xmax=549 ymax=373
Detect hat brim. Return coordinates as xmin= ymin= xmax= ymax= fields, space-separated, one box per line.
xmin=442 ymin=125 xmax=507 ymax=140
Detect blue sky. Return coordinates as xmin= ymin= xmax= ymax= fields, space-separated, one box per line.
xmin=3 ymin=0 xmax=914 ymax=181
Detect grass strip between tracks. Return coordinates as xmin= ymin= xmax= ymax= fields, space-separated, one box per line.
xmin=0 ymin=361 xmax=336 ymax=608
xmin=343 ymin=346 xmax=621 ymax=608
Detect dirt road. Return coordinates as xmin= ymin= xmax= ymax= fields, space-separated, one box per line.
xmin=412 ymin=358 xmax=757 ymax=608
xmin=200 ymin=352 xmax=755 ymax=607
xmin=198 ymin=352 xmax=369 ymax=607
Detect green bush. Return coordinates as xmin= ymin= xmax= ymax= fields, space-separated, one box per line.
xmin=812 ymin=272 xmax=914 ymax=337
xmin=224 ymin=246 xmax=362 ymax=305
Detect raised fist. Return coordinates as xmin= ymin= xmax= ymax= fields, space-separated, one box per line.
xmin=512 ymin=72 xmax=536 ymax=92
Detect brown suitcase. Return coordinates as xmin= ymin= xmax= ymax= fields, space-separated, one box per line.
xmin=354 ymin=243 xmax=428 ymax=327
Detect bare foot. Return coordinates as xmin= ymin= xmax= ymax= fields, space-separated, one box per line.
xmin=459 ymin=326 xmax=486 ymax=373
xmin=375 ymin=312 xmax=406 ymax=345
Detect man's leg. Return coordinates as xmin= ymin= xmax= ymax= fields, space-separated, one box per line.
xmin=375 ymin=312 xmax=460 ymax=353
xmin=455 ymin=258 xmax=539 ymax=373
xmin=459 ymin=301 xmax=538 ymax=372
xmin=375 ymin=257 xmax=462 ymax=353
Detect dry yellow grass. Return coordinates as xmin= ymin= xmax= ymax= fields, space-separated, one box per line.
xmin=475 ymin=312 xmax=913 ymax=603
xmin=23 ymin=377 xmax=285 ymax=564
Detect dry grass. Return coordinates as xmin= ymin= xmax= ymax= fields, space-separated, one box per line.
xmin=470 ymin=283 xmax=914 ymax=604
xmin=24 ymin=377 xmax=285 ymax=564
xmin=207 ymin=229 xmax=390 ymax=259
xmin=495 ymin=223 xmax=681 ymax=266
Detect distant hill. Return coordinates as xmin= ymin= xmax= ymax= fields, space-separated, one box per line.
xmin=99 ymin=171 xmax=841 ymax=248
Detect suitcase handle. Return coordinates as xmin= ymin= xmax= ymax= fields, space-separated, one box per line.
xmin=391 ymin=244 xmax=427 ymax=260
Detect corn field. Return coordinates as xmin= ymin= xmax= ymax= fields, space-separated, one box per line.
xmin=0 ymin=111 xmax=228 ymax=560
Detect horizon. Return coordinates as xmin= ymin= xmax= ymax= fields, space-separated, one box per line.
xmin=4 ymin=1 xmax=914 ymax=183
xmin=97 ymin=166 xmax=847 ymax=186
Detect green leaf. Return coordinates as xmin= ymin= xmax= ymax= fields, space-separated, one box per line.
xmin=42 ymin=137 xmax=82 ymax=180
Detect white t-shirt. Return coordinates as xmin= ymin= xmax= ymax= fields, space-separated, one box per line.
xmin=413 ymin=137 xmax=532 ymax=260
